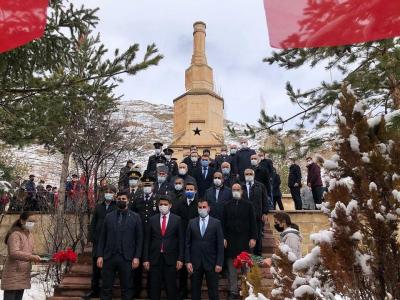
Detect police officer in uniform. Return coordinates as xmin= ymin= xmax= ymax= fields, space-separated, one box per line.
xmin=126 ymin=171 xmax=142 ymax=207
xmin=163 ymin=148 xmax=178 ymax=177
xmin=154 ymin=166 xmax=170 ymax=197
xmin=130 ymin=175 xmax=158 ymax=298
xmin=146 ymin=142 xmax=166 ymax=177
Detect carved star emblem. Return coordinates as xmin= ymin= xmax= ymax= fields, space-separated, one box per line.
xmin=193 ymin=127 xmax=202 ymax=136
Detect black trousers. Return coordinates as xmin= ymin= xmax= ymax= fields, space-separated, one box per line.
xmin=3 ymin=290 xmax=24 ymax=300
xmin=254 ymin=220 xmax=264 ymax=256
xmin=149 ymin=254 xmax=177 ymax=300
xmin=178 ymin=265 xmax=189 ymax=297
xmin=311 ymin=186 xmax=324 ymax=205
xmin=91 ymin=255 xmax=101 ymax=293
xmin=191 ymin=265 xmax=219 ymax=300
xmin=273 ymin=196 xmax=284 ymax=210
xmin=290 ymin=187 xmax=302 ymax=210
xmin=101 ymin=253 xmax=133 ymax=300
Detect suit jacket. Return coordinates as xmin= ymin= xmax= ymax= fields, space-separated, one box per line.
xmin=154 ymin=181 xmax=170 ymax=197
xmin=97 ymin=209 xmax=143 ymax=261
xmin=185 ymin=216 xmax=224 ymax=271
xmin=130 ymin=192 xmax=159 ymax=227
xmin=89 ymin=201 xmax=116 ymax=250
xmin=288 ymin=163 xmax=302 ymax=188
xmin=194 ymin=166 xmax=216 ymax=198
xmin=307 ymin=163 xmax=322 ymax=187
xmin=252 ymin=165 xmax=272 ymax=196
xmin=175 ymin=197 xmax=199 ymax=231
xmin=223 ymin=199 xmax=257 ymax=258
xmin=222 ymin=173 xmax=240 ymax=189
xmin=242 ymin=181 xmax=270 ymax=220
xmin=236 ymin=148 xmax=256 ymax=180
xmin=204 ymin=185 xmax=232 ymax=221
xmin=143 ymin=213 xmax=184 ymax=266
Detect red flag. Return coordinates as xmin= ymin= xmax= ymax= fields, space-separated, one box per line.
xmin=0 ymin=0 xmax=48 ymax=53
xmin=264 ymin=0 xmax=400 ymax=49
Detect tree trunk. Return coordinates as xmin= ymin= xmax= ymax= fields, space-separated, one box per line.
xmin=53 ymin=149 xmax=72 ymax=252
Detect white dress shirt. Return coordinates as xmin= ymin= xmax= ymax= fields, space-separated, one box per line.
xmin=160 ymin=212 xmax=170 ymax=227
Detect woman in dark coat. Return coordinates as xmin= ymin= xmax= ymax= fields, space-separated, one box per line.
xmin=223 ymin=183 xmax=257 ymax=298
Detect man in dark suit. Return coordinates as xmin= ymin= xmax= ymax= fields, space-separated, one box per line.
xmin=129 ymin=175 xmax=158 ymax=297
xmin=241 ymin=168 xmax=270 ymax=256
xmin=187 ymin=151 xmax=201 ymax=176
xmin=86 ymin=185 xmax=117 ymax=299
xmin=221 ymin=162 xmax=240 ymax=188
xmin=288 ymin=157 xmax=302 ymax=210
xmin=204 ymin=172 xmax=232 ymax=221
xmin=143 ymin=195 xmax=184 ymax=300
xmin=250 ymin=154 xmax=273 ymax=200
xmin=164 ymin=148 xmax=178 ymax=178
xmin=169 ymin=177 xmax=185 ymax=214
xmin=185 ymin=199 xmax=224 ymax=300
xmin=235 ymin=139 xmax=256 ymax=182
xmin=169 ymin=163 xmax=197 ymax=191
xmin=146 ymin=142 xmax=166 ymax=178
xmin=194 ymin=155 xmax=215 ymax=198
xmin=174 ymin=182 xmax=199 ymax=299
xmin=154 ymin=166 xmax=170 ymax=197
xmin=223 ymin=184 xmax=257 ymax=299
xmin=96 ymin=191 xmax=143 ymax=300
xmin=215 ymin=146 xmax=231 ymax=171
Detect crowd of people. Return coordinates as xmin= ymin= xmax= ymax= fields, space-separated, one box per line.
xmin=84 ymin=140 xmax=316 ymax=300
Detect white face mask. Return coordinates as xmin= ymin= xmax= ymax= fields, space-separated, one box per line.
xmin=165 ymin=155 xmax=171 ymax=160
xmin=159 ymin=205 xmax=170 ymax=215
xmin=198 ymin=208 xmax=209 ymax=218
xmin=251 ymin=159 xmax=258 ymax=166
xmin=24 ymin=222 xmax=35 ymax=231
xmin=144 ymin=187 xmax=152 ymax=194
xmin=221 ymin=151 xmax=227 ymax=156
xmin=179 ymin=168 xmax=187 ymax=175
xmin=191 ymin=157 xmax=198 ymax=163
xmin=175 ymin=184 xmax=183 ymax=191
xmin=129 ymin=179 xmax=138 ymax=186
xmin=241 ymin=143 xmax=248 ymax=149
xmin=307 ymin=160 xmax=313 ymax=166
xmin=158 ymin=176 xmax=167 ymax=183
xmin=245 ymin=176 xmax=254 ymax=183
xmin=104 ymin=193 xmax=114 ymax=201
xmin=155 ymin=149 xmax=161 ymax=155
xmin=230 ymin=149 xmax=237 ymax=154
xmin=213 ymin=179 xmax=222 ymax=187
xmin=222 ymin=168 xmax=231 ymax=175
xmin=232 ymin=191 xmax=242 ymax=200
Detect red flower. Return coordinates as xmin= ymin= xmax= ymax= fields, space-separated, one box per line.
xmin=233 ymin=251 xmax=254 ymax=269
xmin=52 ymin=248 xmax=78 ymax=264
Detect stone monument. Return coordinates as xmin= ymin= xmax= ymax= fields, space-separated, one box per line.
xmin=170 ymin=21 xmax=224 ymax=159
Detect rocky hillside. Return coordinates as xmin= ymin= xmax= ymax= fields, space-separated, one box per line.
xmin=11 ymin=100 xmax=336 ymax=187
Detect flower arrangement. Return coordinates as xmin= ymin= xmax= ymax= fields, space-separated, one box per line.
xmin=52 ymin=248 xmax=78 ymax=264
xmin=233 ymin=251 xmax=254 ymax=269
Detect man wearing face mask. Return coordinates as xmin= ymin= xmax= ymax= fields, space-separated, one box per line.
xmin=143 ymin=195 xmax=184 ymax=300
xmin=221 ymin=162 xmax=240 ymax=188
xmin=250 ymin=154 xmax=273 ymax=203
xmin=215 ymin=146 xmax=231 ymax=171
xmin=182 ymin=146 xmax=198 ymax=166
xmin=163 ymin=148 xmax=178 ymax=177
xmin=228 ymin=144 xmax=239 ymax=176
xmin=194 ymin=155 xmax=216 ymax=198
xmin=236 ymin=139 xmax=256 ymax=182
xmin=154 ymin=166 xmax=170 ymax=197
xmin=129 ymin=175 xmax=158 ymax=297
xmin=187 ymin=151 xmax=201 ymax=176
xmin=97 ymin=191 xmax=142 ymax=300
xmin=306 ymin=156 xmax=323 ymax=207
xmin=223 ymin=184 xmax=257 ymax=300
xmin=126 ymin=171 xmax=142 ymax=208
xmin=86 ymin=185 xmax=117 ymax=299
xmin=241 ymin=169 xmax=270 ymax=256
xmin=186 ymin=199 xmax=224 ymax=300
xmin=204 ymin=172 xmax=232 ymax=221
xmin=174 ymin=182 xmax=199 ymax=299
xmin=118 ymin=160 xmax=134 ymax=191
xmin=169 ymin=177 xmax=185 ymax=214
xmin=146 ymin=142 xmax=166 ymax=178
xmin=169 ymin=163 xmax=196 ymax=190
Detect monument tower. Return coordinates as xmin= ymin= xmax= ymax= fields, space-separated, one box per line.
xmin=170 ymin=21 xmax=225 ymax=159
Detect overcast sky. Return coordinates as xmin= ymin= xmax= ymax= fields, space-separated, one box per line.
xmin=76 ymin=0 xmax=338 ymax=125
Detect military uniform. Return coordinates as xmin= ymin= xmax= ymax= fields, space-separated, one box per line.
xmin=164 ymin=148 xmax=178 ymax=177
xmin=146 ymin=142 xmax=166 ymax=177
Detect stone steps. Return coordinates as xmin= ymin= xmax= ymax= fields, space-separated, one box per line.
xmin=48 ymin=222 xmax=276 ymax=300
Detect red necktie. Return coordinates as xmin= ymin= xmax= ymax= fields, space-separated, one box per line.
xmin=161 ymin=215 xmax=167 ymax=252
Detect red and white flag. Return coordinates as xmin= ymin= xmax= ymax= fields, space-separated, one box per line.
xmin=0 ymin=0 xmax=48 ymax=53
xmin=263 ymin=0 xmax=400 ymax=49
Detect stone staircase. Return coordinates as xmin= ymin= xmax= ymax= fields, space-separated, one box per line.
xmin=47 ymin=222 xmax=276 ymax=300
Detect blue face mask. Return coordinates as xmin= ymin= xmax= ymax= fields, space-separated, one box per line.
xmin=201 ymin=160 xmax=209 ymax=167
xmin=186 ymin=191 xmax=195 ymax=199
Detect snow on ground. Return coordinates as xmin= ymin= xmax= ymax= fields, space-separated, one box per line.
xmin=0 ymin=278 xmax=50 ymax=300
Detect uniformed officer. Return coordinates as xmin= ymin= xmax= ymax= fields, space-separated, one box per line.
xmin=146 ymin=142 xmax=166 ymax=177
xmin=163 ymin=148 xmax=178 ymax=177
xmin=126 ymin=170 xmax=142 ymax=206
xmin=129 ymin=175 xmax=158 ymax=298
xmin=154 ymin=166 xmax=170 ymax=197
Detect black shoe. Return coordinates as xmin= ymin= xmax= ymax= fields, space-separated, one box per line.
xmin=228 ymin=293 xmax=240 ymax=300
xmin=178 ymin=290 xmax=188 ymax=300
xmin=84 ymin=290 xmax=99 ymax=299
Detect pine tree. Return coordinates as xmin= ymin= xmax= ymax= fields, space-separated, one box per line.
xmin=270 ymin=85 xmax=400 ymax=299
